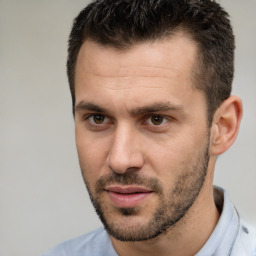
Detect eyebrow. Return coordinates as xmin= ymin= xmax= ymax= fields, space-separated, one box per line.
xmin=130 ymin=103 xmax=183 ymax=115
xmin=75 ymin=101 xmax=184 ymax=116
xmin=75 ymin=101 xmax=109 ymax=114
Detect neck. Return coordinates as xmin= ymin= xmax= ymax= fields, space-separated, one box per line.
xmin=110 ymin=159 xmax=220 ymax=256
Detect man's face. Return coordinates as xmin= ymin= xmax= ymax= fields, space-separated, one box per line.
xmin=74 ymin=34 xmax=211 ymax=241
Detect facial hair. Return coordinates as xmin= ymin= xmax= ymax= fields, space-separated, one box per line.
xmin=81 ymin=140 xmax=210 ymax=242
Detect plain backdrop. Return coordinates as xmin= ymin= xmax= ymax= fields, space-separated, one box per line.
xmin=0 ymin=1 xmax=255 ymax=255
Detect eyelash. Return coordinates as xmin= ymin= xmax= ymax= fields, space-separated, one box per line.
xmin=83 ymin=113 xmax=111 ymax=126
xmin=83 ymin=113 xmax=171 ymax=130
xmin=145 ymin=115 xmax=168 ymax=126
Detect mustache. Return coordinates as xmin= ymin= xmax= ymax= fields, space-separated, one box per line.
xmin=95 ymin=172 xmax=163 ymax=194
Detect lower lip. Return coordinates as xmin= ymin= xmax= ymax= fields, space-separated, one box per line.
xmin=107 ymin=191 xmax=152 ymax=208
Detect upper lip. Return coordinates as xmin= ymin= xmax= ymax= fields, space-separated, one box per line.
xmin=105 ymin=185 xmax=152 ymax=194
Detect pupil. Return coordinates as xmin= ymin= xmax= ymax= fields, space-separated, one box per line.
xmin=93 ymin=115 xmax=104 ymax=124
xmin=152 ymin=116 xmax=163 ymax=125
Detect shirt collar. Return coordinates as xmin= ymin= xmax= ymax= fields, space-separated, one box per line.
xmin=196 ymin=186 xmax=240 ymax=256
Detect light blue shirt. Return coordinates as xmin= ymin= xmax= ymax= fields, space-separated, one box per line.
xmin=42 ymin=187 xmax=256 ymax=256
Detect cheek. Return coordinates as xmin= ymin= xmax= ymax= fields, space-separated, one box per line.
xmin=76 ymin=132 xmax=97 ymax=176
xmin=146 ymin=134 xmax=206 ymax=186
xmin=146 ymin=136 xmax=191 ymax=171
xmin=75 ymin=129 xmax=111 ymax=181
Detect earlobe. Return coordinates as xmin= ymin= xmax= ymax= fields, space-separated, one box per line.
xmin=209 ymin=96 xmax=243 ymax=156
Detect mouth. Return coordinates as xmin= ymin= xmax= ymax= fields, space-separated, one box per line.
xmin=105 ymin=185 xmax=153 ymax=208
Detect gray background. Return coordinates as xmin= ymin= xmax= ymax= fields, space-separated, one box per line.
xmin=0 ymin=1 xmax=255 ymax=255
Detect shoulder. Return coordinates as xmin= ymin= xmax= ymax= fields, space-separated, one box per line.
xmin=41 ymin=227 xmax=117 ymax=256
xmin=232 ymin=219 xmax=256 ymax=256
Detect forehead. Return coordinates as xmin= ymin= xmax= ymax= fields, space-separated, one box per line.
xmin=75 ymin=32 xmax=198 ymax=84
xmin=74 ymin=34 xmax=206 ymax=116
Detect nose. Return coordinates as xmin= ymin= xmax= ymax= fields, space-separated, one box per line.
xmin=106 ymin=124 xmax=144 ymax=174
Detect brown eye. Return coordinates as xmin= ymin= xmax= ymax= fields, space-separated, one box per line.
xmin=91 ymin=114 xmax=105 ymax=124
xmin=150 ymin=115 xmax=165 ymax=125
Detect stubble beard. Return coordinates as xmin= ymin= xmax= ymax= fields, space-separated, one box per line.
xmin=81 ymin=141 xmax=210 ymax=242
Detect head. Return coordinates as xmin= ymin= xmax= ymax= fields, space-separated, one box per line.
xmin=69 ymin=0 xmax=242 ymax=243
xmin=67 ymin=0 xmax=235 ymax=124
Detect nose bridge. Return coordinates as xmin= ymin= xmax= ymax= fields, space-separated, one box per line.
xmin=107 ymin=122 xmax=143 ymax=174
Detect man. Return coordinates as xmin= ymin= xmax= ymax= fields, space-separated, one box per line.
xmin=43 ymin=0 xmax=256 ymax=255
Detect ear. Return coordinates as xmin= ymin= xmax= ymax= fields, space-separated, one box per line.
xmin=209 ymin=96 xmax=243 ymax=156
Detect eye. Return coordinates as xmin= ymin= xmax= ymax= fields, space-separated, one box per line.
xmin=88 ymin=114 xmax=107 ymax=124
xmin=147 ymin=115 xmax=167 ymax=125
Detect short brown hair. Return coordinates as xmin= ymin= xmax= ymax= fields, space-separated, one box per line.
xmin=67 ymin=0 xmax=235 ymax=123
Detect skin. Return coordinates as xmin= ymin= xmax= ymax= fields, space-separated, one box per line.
xmin=74 ymin=32 xmax=243 ymax=256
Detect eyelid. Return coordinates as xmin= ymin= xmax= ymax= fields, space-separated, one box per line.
xmin=83 ymin=112 xmax=104 ymax=119
xmin=145 ymin=114 xmax=167 ymax=120
xmin=144 ymin=114 xmax=169 ymax=124
xmin=84 ymin=113 xmax=111 ymax=124
xmin=82 ymin=113 xmax=173 ymax=129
